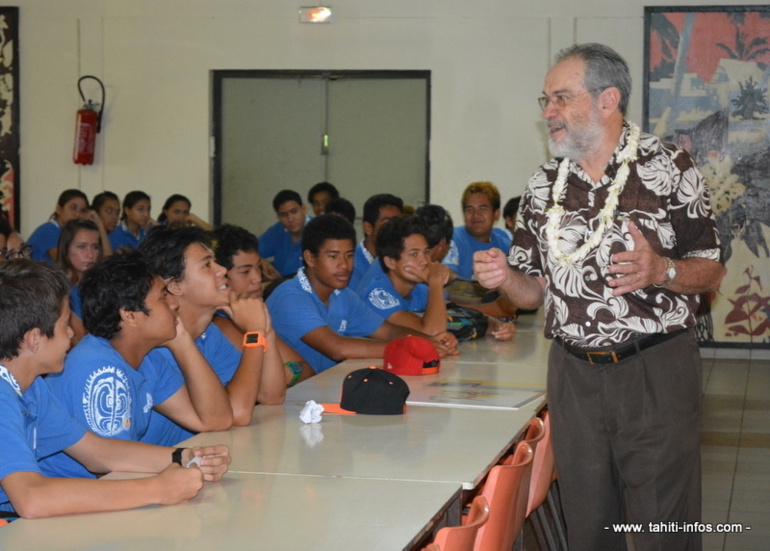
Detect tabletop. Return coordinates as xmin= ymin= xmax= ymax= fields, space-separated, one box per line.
xmin=181 ymin=400 xmax=535 ymax=491
xmin=0 ymin=472 xmax=462 ymax=551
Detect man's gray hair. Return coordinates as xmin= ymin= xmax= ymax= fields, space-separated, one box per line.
xmin=555 ymin=43 xmax=631 ymax=116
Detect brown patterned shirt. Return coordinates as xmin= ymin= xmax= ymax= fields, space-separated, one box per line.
xmin=510 ymin=122 xmax=722 ymax=348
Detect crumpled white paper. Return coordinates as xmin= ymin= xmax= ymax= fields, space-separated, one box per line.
xmin=299 ymin=399 xmax=324 ymax=424
xmin=185 ymin=456 xmax=202 ymax=469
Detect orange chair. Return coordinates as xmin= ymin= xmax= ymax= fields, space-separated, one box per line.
xmin=526 ymin=412 xmax=552 ymax=518
xmin=472 ymin=440 xmax=534 ymax=551
xmin=425 ymin=495 xmax=490 ymax=551
xmin=524 ymin=411 xmax=568 ymax=551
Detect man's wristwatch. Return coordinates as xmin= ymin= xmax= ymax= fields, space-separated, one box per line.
xmin=172 ymin=447 xmax=187 ymax=466
xmin=242 ymin=331 xmax=268 ymax=351
xmin=654 ymin=257 xmax=677 ymax=288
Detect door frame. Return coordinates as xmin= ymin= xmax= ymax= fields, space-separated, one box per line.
xmin=210 ymin=69 xmax=431 ymax=226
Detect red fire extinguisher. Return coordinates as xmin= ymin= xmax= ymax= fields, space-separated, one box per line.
xmin=73 ymin=76 xmax=105 ymax=165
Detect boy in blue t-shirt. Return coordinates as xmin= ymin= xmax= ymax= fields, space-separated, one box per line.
xmin=43 ymin=250 xmax=234 ymax=478
xmin=442 ymin=181 xmax=512 ymax=280
xmin=357 ymin=215 xmax=455 ymax=340
xmin=349 ymin=193 xmax=404 ymax=291
xmin=259 ymin=189 xmax=308 ymax=277
xmin=139 ymin=225 xmax=287 ymax=446
xmin=266 ymin=215 xmax=458 ymax=374
xmin=0 ymin=260 xmax=230 ymax=518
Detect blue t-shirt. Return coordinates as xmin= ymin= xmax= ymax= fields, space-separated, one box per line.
xmin=69 ymin=284 xmax=83 ymax=319
xmin=0 ymin=365 xmax=87 ymax=513
xmin=357 ymin=261 xmax=429 ymax=319
xmin=349 ymin=240 xmax=374 ymax=292
xmin=259 ymin=220 xmax=303 ymax=276
xmin=28 ymin=220 xmax=60 ymax=263
xmin=442 ymin=226 xmax=512 ymax=280
xmin=108 ymin=221 xmax=147 ymax=251
xmin=140 ymin=323 xmax=242 ymax=447
xmin=41 ymin=335 xmax=184 ymax=478
xmin=266 ymin=267 xmax=385 ymax=373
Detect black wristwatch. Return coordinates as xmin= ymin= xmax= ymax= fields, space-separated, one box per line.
xmin=172 ymin=447 xmax=187 ymax=466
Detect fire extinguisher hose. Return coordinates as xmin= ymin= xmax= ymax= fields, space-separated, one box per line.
xmin=77 ymin=75 xmax=105 ymax=132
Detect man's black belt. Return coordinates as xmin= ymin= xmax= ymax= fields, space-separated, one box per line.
xmin=555 ymin=329 xmax=688 ymax=365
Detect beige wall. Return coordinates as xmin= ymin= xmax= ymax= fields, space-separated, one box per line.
xmin=14 ymin=0 xmax=764 ymax=236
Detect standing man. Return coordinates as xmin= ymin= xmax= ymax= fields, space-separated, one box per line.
xmin=259 ymin=189 xmax=309 ymax=277
xmin=443 ymin=181 xmax=511 ymax=280
xmin=474 ymin=43 xmax=725 ymax=551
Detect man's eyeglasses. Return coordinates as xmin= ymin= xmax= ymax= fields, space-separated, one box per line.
xmin=0 ymin=244 xmax=33 ymax=260
xmin=537 ymin=90 xmax=595 ymax=111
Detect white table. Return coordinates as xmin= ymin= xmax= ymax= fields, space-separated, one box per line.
xmin=0 ymin=472 xmax=461 ymax=551
xmin=182 ymin=400 xmax=535 ymax=491
xmin=287 ymin=330 xmax=550 ymax=411
xmin=0 ymin=320 xmax=552 ymax=550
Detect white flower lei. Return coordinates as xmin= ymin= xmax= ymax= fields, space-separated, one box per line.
xmin=545 ymin=123 xmax=641 ymax=266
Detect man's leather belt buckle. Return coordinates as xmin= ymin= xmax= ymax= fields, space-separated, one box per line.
xmin=586 ymin=350 xmax=619 ymax=365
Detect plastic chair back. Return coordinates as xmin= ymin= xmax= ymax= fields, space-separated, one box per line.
xmin=430 ymin=495 xmax=489 ymax=551
xmin=473 ymin=441 xmax=534 ymax=551
xmin=526 ymin=412 xmax=555 ymax=516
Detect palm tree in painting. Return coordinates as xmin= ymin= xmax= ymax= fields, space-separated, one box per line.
xmin=731 ymin=76 xmax=769 ymax=120
xmin=716 ymin=12 xmax=770 ymax=63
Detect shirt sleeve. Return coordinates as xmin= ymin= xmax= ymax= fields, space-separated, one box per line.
xmin=339 ymin=289 xmax=386 ymax=337
xmin=28 ymin=222 xmax=60 ymax=263
xmin=267 ymin=283 xmax=327 ymax=342
xmin=0 ymin=388 xmax=44 ymax=483
xmin=664 ymin=144 xmax=722 ymax=262
xmin=258 ymin=224 xmax=279 ymax=259
xmin=200 ymin=324 xmax=242 ymax=385
xmin=442 ymin=230 xmax=461 ymax=273
xmin=143 ymin=349 xmax=185 ymax=405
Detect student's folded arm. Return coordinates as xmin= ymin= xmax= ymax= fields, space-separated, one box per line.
xmin=276 ymin=335 xmax=315 ymax=384
xmin=1 ymin=468 xmax=205 ymax=519
xmin=66 ymin=431 xmax=174 ymax=474
xmin=163 ymin=335 xmax=234 ymax=432
xmin=254 ymin=328 xmax=287 ymax=405
xmin=385 ymin=310 xmax=430 ymax=334
xmin=369 ymin=319 xmax=427 ymax=342
xmin=65 ymin=432 xmax=230 ymax=481
xmin=301 ymin=325 xmax=387 ymax=362
xmin=153 ymin=385 xmax=231 ymax=433
xmin=369 ymin=320 xmax=459 ymax=357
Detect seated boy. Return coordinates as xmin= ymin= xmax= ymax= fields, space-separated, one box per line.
xmin=259 ymin=189 xmax=308 ymax=277
xmin=357 ymin=215 xmax=453 ymax=336
xmin=211 ymin=224 xmax=314 ymax=386
xmin=42 ymin=250 xmax=233 ymax=478
xmin=416 ymin=203 xmax=518 ymax=320
xmin=266 ymin=214 xmax=458 ymax=374
xmin=139 ymin=226 xmax=286 ymax=446
xmin=359 ymin=216 xmax=513 ymax=340
xmin=349 ymin=193 xmax=403 ymax=291
xmin=0 ymin=260 xmax=230 ymax=518
xmin=443 ymin=181 xmax=511 ymax=280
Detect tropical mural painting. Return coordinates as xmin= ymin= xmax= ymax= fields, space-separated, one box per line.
xmin=0 ymin=7 xmax=18 ymax=229
xmin=644 ymin=6 xmax=770 ymax=347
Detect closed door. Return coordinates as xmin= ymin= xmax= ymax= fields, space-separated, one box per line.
xmin=213 ymin=70 xmax=430 ymax=237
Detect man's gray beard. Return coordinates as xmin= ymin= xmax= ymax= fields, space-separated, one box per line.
xmin=547 ymin=114 xmax=604 ymax=161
